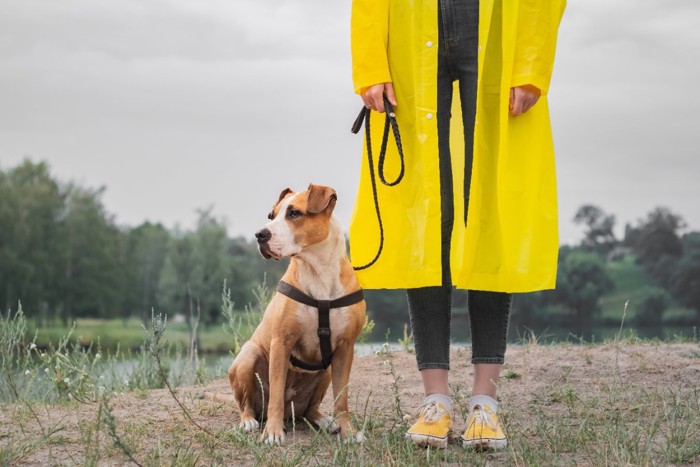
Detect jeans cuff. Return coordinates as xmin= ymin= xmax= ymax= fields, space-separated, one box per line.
xmin=471 ymin=357 xmax=504 ymax=364
xmin=417 ymin=362 xmax=450 ymax=370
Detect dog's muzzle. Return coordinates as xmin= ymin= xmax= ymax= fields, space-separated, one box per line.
xmin=255 ymin=228 xmax=275 ymax=259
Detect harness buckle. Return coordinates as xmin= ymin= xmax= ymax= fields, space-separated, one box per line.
xmin=317 ymin=327 xmax=331 ymax=337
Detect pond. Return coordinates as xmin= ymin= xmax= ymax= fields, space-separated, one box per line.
xmin=365 ymin=322 xmax=698 ymax=353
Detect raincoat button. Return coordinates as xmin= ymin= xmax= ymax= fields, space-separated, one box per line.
xmin=426 ymin=113 xmax=433 ymax=120
xmin=426 ymin=41 xmax=433 ymax=48
xmin=478 ymin=45 xmax=483 ymax=52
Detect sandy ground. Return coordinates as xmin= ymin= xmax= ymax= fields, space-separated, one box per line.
xmin=2 ymin=342 xmax=700 ymax=465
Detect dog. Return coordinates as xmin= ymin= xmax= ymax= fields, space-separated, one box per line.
xmin=228 ymin=183 xmax=367 ymax=444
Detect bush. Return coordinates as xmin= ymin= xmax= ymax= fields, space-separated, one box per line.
xmin=634 ymin=287 xmax=671 ymax=326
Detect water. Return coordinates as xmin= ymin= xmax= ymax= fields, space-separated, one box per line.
xmin=365 ymin=323 xmax=698 ymax=352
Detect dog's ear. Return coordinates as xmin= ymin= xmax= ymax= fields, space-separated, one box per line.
xmin=306 ymin=184 xmax=337 ymax=215
xmin=268 ymin=188 xmax=293 ymax=219
xmin=277 ymin=188 xmax=293 ymax=204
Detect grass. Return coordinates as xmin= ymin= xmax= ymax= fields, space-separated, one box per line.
xmin=2 ymin=299 xmax=700 ymax=465
xmin=26 ymin=316 xmax=249 ymax=355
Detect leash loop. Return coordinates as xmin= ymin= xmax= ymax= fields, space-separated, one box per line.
xmin=350 ymin=95 xmax=406 ymax=271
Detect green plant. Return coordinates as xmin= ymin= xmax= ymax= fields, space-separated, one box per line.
xmin=0 ymin=305 xmax=34 ymax=402
xmin=357 ymin=316 xmax=375 ymax=345
xmin=376 ymin=343 xmax=404 ymax=422
xmin=398 ymin=323 xmax=414 ymax=353
xmin=221 ymin=278 xmax=265 ymax=356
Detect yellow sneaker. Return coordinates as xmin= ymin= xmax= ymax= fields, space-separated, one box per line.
xmin=405 ymin=401 xmax=452 ymax=448
xmin=461 ymin=404 xmax=507 ymax=450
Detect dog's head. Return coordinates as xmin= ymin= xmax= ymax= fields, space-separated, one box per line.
xmin=255 ymin=183 xmax=338 ymax=260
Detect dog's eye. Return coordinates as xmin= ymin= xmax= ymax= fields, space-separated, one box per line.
xmin=267 ymin=211 xmax=274 ymax=220
xmin=287 ymin=209 xmax=303 ymax=219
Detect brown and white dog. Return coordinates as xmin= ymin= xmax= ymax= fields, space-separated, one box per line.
xmin=228 ymin=184 xmax=366 ymax=444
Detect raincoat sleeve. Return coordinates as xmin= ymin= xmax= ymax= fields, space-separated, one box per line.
xmin=351 ymin=0 xmax=392 ymax=94
xmin=511 ymin=0 xmax=567 ymax=95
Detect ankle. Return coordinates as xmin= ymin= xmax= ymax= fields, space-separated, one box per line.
xmin=469 ymin=394 xmax=498 ymax=412
xmin=424 ymin=393 xmax=453 ymax=412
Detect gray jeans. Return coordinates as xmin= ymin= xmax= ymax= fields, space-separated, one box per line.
xmin=407 ymin=0 xmax=512 ymax=369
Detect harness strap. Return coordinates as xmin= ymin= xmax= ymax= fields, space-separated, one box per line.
xmin=276 ymin=280 xmax=364 ymax=371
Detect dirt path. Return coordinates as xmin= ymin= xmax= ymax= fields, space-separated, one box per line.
xmin=2 ymin=342 xmax=699 ymax=465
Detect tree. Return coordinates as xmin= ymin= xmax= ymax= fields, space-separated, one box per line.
xmin=158 ymin=231 xmax=197 ymax=322
xmin=0 ymin=161 xmax=64 ymax=319
xmin=669 ymin=247 xmax=700 ymax=322
xmin=123 ymin=222 xmax=170 ymax=323
xmin=158 ymin=209 xmax=231 ymax=327
xmin=552 ymin=249 xmax=615 ymax=323
xmin=573 ymin=204 xmax=617 ymax=254
xmin=629 ymin=207 xmax=686 ymax=266
xmin=646 ymin=254 xmax=679 ymax=290
xmin=56 ymin=185 xmax=125 ymax=322
xmin=190 ymin=209 xmax=231 ymax=325
xmin=634 ymin=287 xmax=670 ymax=326
xmin=510 ymin=292 xmax=546 ymax=328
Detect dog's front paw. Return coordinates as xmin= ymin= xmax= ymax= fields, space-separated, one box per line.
xmin=239 ymin=417 xmax=259 ymax=433
xmin=262 ymin=421 xmax=286 ymax=445
xmin=312 ymin=415 xmax=340 ymax=434
xmin=349 ymin=431 xmax=365 ymax=444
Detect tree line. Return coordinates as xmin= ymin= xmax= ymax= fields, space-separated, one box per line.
xmin=0 ymin=160 xmax=286 ymax=328
xmin=553 ymin=204 xmax=700 ymax=325
xmin=1 ymin=159 xmax=698 ymax=333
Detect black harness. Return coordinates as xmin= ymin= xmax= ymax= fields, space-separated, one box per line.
xmin=276 ymin=280 xmax=365 ymax=372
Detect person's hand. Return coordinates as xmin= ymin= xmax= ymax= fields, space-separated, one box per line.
xmin=509 ymin=84 xmax=541 ymax=117
xmin=361 ymin=82 xmax=397 ymax=113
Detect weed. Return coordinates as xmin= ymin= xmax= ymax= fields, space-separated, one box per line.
xmin=101 ymin=396 xmax=143 ymax=467
xmin=376 ymin=343 xmax=405 ymax=423
xmin=398 ymin=323 xmax=414 ymax=353
xmin=221 ymin=278 xmax=264 ymax=356
xmin=357 ymin=316 xmax=375 ymax=345
xmin=143 ymin=312 xmax=214 ymax=437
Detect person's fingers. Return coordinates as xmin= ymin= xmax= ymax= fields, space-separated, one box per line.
xmin=361 ymin=94 xmax=371 ymax=109
xmin=509 ymin=87 xmax=541 ymax=116
xmin=385 ymin=82 xmax=398 ymax=107
xmin=509 ymin=88 xmax=515 ymax=112
xmin=375 ymin=95 xmax=385 ymax=113
xmin=521 ymin=93 xmax=540 ymax=114
xmin=362 ymin=82 xmax=398 ymax=113
xmin=511 ymin=92 xmax=524 ymax=116
xmin=365 ymin=87 xmax=378 ymax=111
xmin=370 ymin=86 xmax=385 ymax=112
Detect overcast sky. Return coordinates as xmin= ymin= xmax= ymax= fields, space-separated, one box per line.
xmin=1 ymin=0 xmax=699 ymax=245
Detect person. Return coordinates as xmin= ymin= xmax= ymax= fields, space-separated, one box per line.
xmin=349 ymin=0 xmax=566 ymax=450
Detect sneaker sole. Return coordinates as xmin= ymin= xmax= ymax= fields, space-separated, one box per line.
xmin=406 ymin=432 xmax=449 ymax=449
xmin=461 ymin=437 xmax=507 ymax=451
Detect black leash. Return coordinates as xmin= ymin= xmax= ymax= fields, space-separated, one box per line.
xmin=350 ymin=95 xmax=405 ymax=271
xmin=276 ymin=280 xmax=365 ymax=372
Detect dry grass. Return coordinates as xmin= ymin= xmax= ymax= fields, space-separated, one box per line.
xmin=2 ymin=339 xmax=699 ymax=466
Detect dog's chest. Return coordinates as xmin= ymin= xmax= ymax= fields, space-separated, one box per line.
xmin=294 ymin=304 xmax=350 ymax=352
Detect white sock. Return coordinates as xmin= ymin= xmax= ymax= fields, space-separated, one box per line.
xmin=469 ymin=395 xmax=497 ymax=412
xmin=425 ymin=393 xmax=452 ymax=412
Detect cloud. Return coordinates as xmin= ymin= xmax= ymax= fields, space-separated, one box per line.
xmin=1 ymin=0 xmax=698 ymax=246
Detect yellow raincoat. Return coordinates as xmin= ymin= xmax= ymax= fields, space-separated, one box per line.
xmin=349 ymin=0 xmax=566 ymax=292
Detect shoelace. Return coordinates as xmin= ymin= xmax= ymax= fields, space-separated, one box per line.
xmin=419 ymin=401 xmax=448 ymax=423
xmin=470 ymin=406 xmax=498 ymax=431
